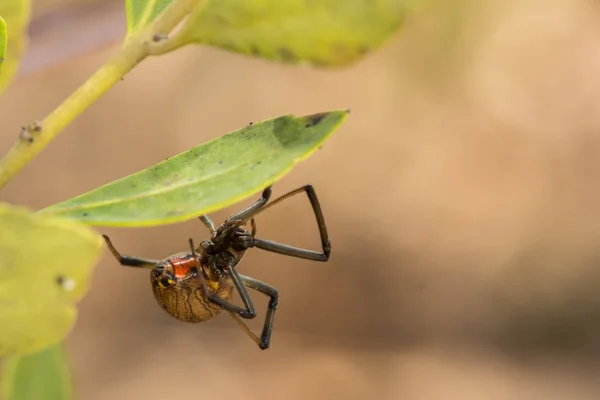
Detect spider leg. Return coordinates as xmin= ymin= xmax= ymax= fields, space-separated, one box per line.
xmin=102 ymin=235 xmax=159 ymax=268
xmin=228 ymin=312 xmax=262 ymax=348
xmin=188 ymin=239 xmax=257 ymax=319
xmin=240 ymin=185 xmax=331 ymax=261
xmin=225 ymin=186 xmax=272 ymax=224
xmin=251 ymin=239 xmax=329 ymax=261
xmin=198 ymin=215 xmax=216 ymax=234
xmin=212 ymin=263 xmax=257 ymax=319
xmin=228 ymin=274 xmax=278 ymax=350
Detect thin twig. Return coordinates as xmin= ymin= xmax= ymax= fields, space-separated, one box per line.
xmin=0 ymin=0 xmax=202 ymax=190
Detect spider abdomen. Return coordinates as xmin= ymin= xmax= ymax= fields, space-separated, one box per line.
xmin=150 ymin=254 xmax=235 ymax=323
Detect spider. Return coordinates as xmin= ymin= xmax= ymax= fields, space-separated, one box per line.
xmin=102 ymin=184 xmax=330 ymax=350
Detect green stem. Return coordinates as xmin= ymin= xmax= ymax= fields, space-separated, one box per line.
xmin=0 ymin=0 xmax=201 ymax=190
xmin=148 ymin=32 xmax=190 ymax=55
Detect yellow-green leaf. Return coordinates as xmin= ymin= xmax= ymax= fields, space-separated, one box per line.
xmin=180 ymin=0 xmax=416 ymax=67
xmin=126 ymin=0 xmax=173 ymax=40
xmin=42 ymin=110 xmax=348 ymax=226
xmin=0 ymin=16 xmax=6 ymax=73
xmin=0 ymin=0 xmax=31 ymax=93
xmin=0 ymin=203 xmax=103 ymax=357
xmin=1 ymin=343 xmax=72 ymax=400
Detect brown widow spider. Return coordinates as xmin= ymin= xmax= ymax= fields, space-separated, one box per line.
xmin=102 ymin=184 xmax=330 ymax=349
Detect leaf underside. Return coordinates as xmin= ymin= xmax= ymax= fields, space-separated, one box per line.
xmin=183 ymin=0 xmax=413 ymax=67
xmin=0 ymin=204 xmax=103 ymax=357
xmin=42 ymin=110 xmax=348 ymax=227
xmin=0 ymin=16 xmax=6 ymax=73
xmin=1 ymin=343 xmax=72 ymax=400
xmin=0 ymin=0 xmax=31 ymax=93
xmin=125 ymin=0 xmax=173 ymax=40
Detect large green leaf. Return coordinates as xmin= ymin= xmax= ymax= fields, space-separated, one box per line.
xmin=180 ymin=0 xmax=415 ymax=67
xmin=1 ymin=343 xmax=72 ymax=400
xmin=0 ymin=203 xmax=103 ymax=357
xmin=42 ymin=110 xmax=348 ymax=226
xmin=126 ymin=0 xmax=173 ymax=40
xmin=0 ymin=17 xmax=6 ymax=73
xmin=0 ymin=0 xmax=31 ymax=93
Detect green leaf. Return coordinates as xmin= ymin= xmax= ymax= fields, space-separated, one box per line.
xmin=0 ymin=204 xmax=103 ymax=357
xmin=42 ymin=110 xmax=348 ymax=226
xmin=126 ymin=0 xmax=173 ymax=40
xmin=180 ymin=0 xmax=416 ymax=67
xmin=0 ymin=16 xmax=6 ymax=73
xmin=0 ymin=0 xmax=31 ymax=93
xmin=1 ymin=343 xmax=72 ymax=400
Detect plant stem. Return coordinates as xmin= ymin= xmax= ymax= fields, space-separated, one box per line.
xmin=0 ymin=0 xmax=201 ymax=190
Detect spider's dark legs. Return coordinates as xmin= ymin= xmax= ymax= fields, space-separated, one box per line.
xmin=228 ymin=274 xmax=279 ymax=350
xmin=252 ymin=239 xmax=329 ymax=261
xmin=198 ymin=215 xmax=216 ymax=234
xmin=242 ymin=185 xmax=331 ymax=262
xmin=221 ymin=264 xmax=257 ymax=319
xmin=102 ymin=235 xmax=159 ymax=268
xmin=188 ymin=239 xmax=257 ymax=319
xmin=225 ymin=186 xmax=272 ymax=224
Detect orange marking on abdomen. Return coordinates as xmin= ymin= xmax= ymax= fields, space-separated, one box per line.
xmin=169 ymin=257 xmax=197 ymax=278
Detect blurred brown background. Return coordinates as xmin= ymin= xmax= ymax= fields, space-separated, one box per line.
xmin=3 ymin=0 xmax=600 ymax=398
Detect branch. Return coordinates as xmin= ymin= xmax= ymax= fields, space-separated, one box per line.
xmin=0 ymin=0 xmax=201 ymax=190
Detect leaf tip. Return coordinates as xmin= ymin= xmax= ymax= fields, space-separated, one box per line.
xmin=300 ymin=109 xmax=350 ymax=129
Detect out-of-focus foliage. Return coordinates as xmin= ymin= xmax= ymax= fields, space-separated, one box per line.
xmin=0 ymin=17 xmax=6 ymax=73
xmin=125 ymin=0 xmax=172 ymax=40
xmin=0 ymin=0 xmax=31 ymax=93
xmin=180 ymin=0 xmax=416 ymax=67
xmin=0 ymin=203 xmax=103 ymax=357
xmin=1 ymin=343 xmax=72 ymax=400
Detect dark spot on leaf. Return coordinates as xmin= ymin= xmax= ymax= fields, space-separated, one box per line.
xmin=82 ymin=212 xmax=88 ymax=217
xmin=218 ymin=160 xmax=223 ymax=165
xmin=331 ymin=43 xmax=355 ymax=62
xmin=305 ymin=113 xmax=328 ymax=128
xmin=278 ymin=47 xmax=297 ymax=63
xmin=56 ymin=275 xmax=65 ymax=286
xmin=249 ymin=122 xmax=253 ymax=126
xmin=153 ymin=33 xmax=168 ymax=42
xmin=257 ymin=161 xmax=262 ymax=165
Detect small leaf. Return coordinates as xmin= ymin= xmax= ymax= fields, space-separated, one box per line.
xmin=126 ymin=0 xmax=173 ymax=40
xmin=0 ymin=16 xmax=6 ymax=73
xmin=42 ymin=110 xmax=348 ymax=226
xmin=0 ymin=0 xmax=31 ymax=93
xmin=0 ymin=204 xmax=103 ymax=357
xmin=180 ymin=0 xmax=416 ymax=67
xmin=1 ymin=343 xmax=72 ymax=400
